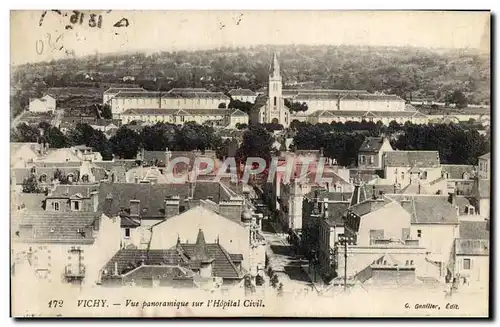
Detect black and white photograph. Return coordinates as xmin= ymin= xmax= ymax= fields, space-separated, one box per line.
xmin=9 ymin=10 xmax=491 ymax=317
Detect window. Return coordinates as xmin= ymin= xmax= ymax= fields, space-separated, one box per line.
xmin=274 ymin=97 xmax=277 ymax=106
xmin=54 ymin=202 xmax=60 ymax=211
xmin=73 ymin=201 xmax=80 ymax=211
xmin=82 ymin=175 xmax=89 ymax=183
xmin=360 ymin=156 xmax=365 ymax=164
xmin=401 ymin=172 xmax=405 ymax=180
xmin=417 ymin=229 xmax=422 ymax=238
xmin=369 ymin=229 xmax=384 ymax=244
xmin=180 ymin=116 xmax=185 ymax=122
xmin=463 ymin=258 xmax=471 ymax=270
xmin=125 ymin=228 xmax=131 ymax=238
xmin=368 ymin=156 xmax=374 ymax=164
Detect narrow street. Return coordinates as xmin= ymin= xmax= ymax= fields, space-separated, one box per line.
xmin=261 ymin=218 xmax=314 ymax=294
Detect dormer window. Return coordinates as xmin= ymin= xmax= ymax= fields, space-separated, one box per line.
xmin=54 ymin=202 xmax=60 ymax=211
xmin=81 ymin=175 xmax=89 ymax=183
xmin=72 ymin=201 xmax=81 ymax=211
xmin=39 ymin=174 xmax=47 ymax=183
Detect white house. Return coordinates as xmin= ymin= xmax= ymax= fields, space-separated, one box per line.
xmin=29 ymin=95 xmax=56 ymax=113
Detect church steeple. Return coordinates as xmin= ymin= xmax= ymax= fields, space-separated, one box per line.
xmin=270 ymin=52 xmax=280 ymax=78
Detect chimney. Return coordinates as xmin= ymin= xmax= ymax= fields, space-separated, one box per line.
xmin=164 ymin=196 xmax=180 ymax=218
xmin=129 ymin=199 xmax=140 ymax=217
xmin=90 ymin=190 xmax=99 ymax=212
xmin=218 ymin=196 xmax=244 ymax=222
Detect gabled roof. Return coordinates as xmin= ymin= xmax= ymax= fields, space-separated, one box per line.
xmin=230 ymin=109 xmax=248 ymax=117
xmin=12 ymin=211 xmax=101 ymax=244
xmin=348 ymin=198 xmax=393 ymax=218
xmin=384 ymin=151 xmax=440 ymax=168
xmin=47 ymin=184 xmax=99 ymax=198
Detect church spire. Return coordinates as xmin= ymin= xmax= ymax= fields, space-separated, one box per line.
xmin=270 ymin=52 xmax=280 ymax=77
xmin=192 ymin=229 xmax=213 ymax=263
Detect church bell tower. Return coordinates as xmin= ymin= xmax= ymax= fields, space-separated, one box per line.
xmin=267 ymin=52 xmax=288 ymax=126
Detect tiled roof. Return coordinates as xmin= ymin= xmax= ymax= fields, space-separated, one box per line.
xmin=230 ymin=109 xmax=248 ymax=117
xmin=229 ymin=89 xmax=256 ymax=96
xmin=441 ymin=164 xmax=475 ymax=180
xmin=359 ymin=137 xmax=387 ymax=153
xmin=98 ymin=181 xmax=233 ymax=218
xmin=168 ymin=88 xmax=208 ymax=93
xmin=12 ymin=211 xmax=101 ymax=244
xmin=455 ymin=239 xmax=489 ymax=256
xmin=180 ymin=243 xmax=244 ymax=279
xmin=14 ymin=193 xmax=46 ymax=211
xmin=388 ymin=195 xmax=459 ymax=224
xmin=460 ymin=221 xmax=489 ymax=240
xmin=100 ymin=240 xmax=244 ymax=280
xmin=384 ymin=151 xmax=440 ymax=168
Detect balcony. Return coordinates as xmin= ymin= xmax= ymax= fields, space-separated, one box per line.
xmin=64 ymin=264 xmax=86 ymax=279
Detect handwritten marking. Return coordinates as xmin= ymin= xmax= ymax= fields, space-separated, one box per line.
xmin=114 ymin=18 xmax=129 ymax=27
xmin=38 ymin=11 xmax=47 ymax=26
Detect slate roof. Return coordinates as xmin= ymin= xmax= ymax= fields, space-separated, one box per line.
xmin=114 ymin=91 xmax=161 ymax=99
xmin=142 ymin=151 xmax=166 ymax=167
xmin=455 ymin=239 xmax=489 ymax=256
xmin=388 ymin=195 xmax=459 ymax=224
xmin=384 ymin=151 xmax=440 ymax=168
xmin=441 ymin=164 xmax=475 ymax=180
xmin=98 ymin=181 xmax=234 ymax=218
xmin=100 ymin=239 xmax=244 ymax=280
xmin=359 ymin=137 xmax=387 ymax=153
xmin=12 ymin=211 xmax=101 ymax=244
xmin=47 ymin=184 xmax=99 ymax=198
xmin=460 ymin=221 xmax=489 ymax=240
xmin=229 ymin=89 xmax=256 ymax=97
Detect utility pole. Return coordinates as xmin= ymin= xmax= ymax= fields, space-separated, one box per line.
xmin=338 ymin=235 xmax=352 ymax=292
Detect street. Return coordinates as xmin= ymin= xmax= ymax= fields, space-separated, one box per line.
xmin=261 ymin=218 xmax=314 ymax=294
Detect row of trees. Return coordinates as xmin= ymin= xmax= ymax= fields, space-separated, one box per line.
xmin=11 ymin=121 xmax=234 ymax=161
xmin=292 ymin=120 xmax=490 ymax=166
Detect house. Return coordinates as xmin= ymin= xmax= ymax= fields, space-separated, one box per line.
xmin=97 ymin=181 xmax=250 ymax=250
xmin=149 ymin=206 xmax=266 ymax=276
xmin=44 ymin=184 xmax=100 ymax=213
xmin=382 ymin=150 xmax=442 ymax=190
xmin=28 ymin=95 xmax=56 ymax=113
xmin=99 ymin=229 xmax=246 ymax=289
xmin=228 ymin=88 xmax=257 ymax=103
xmin=332 ymin=195 xmax=430 ymax=285
xmin=451 ymin=220 xmax=489 ymax=288
xmin=103 ymin=87 xmax=145 ymax=105
xmin=11 ymin=210 xmax=121 ymax=287
xmin=441 ymin=164 xmax=476 ymax=196
xmin=10 ymin=143 xmax=41 ymax=168
xmin=473 ymin=152 xmax=490 ymax=219
xmin=388 ymin=194 xmax=460 ymax=281
xmin=357 ymin=137 xmax=393 ymax=170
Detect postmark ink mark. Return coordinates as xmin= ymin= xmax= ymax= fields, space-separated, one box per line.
xmin=39 ymin=11 xmax=47 ymax=26
xmin=233 ymin=14 xmax=243 ymax=25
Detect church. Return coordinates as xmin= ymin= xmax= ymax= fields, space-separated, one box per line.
xmin=250 ymin=53 xmax=291 ymax=127
xmin=250 ymin=53 xmax=430 ymax=127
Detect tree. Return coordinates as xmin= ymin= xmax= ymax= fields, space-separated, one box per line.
xmin=218 ymin=102 xmax=227 ymax=109
xmin=447 ymin=90 xmax=468 ymax=108
xmin=236 ymin=124 xmax=274 ymax=166
xmin=109 ymin=127 xmax=141 ymax=159
xmin=11 ymin=123 xmax=40 ymax=143
xmin=101 ymin=104 xmax=113 ymax=119
xmin=277 ymin=282 xmax=284 ymax=296
xmin=270 ymin=274 xmax=279 ymax=288
xmin=255 ymin=274 xmax=265 ymax=286
xmin=46 ymin=126 xmax=68 ymax=148
xmin=22 ymin=175 xmax=41 ymax=193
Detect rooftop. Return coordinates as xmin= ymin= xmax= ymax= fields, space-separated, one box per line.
xmin=384 ymin=151 xmax=440 ymax=168
xmin=359 ymin=137 xmax=389 ymax=153
xmin=388 ymin=195 xmax=459 ymax=224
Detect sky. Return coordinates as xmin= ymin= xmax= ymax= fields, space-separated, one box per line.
xmin=10 ymin=10 xmax=490 ymax=65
